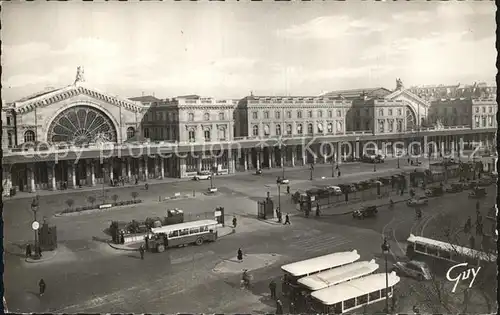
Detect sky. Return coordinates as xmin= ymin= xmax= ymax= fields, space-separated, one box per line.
xmin=1 ymin=1 xmax=496 ymax=102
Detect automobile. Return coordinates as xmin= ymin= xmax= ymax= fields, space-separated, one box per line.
xmin=348 ymin=184 xmax=357 ymax=192
xmin=445 ymin=183 xmax=464 ymax=193
xmin=353 ymin=181 xmax=370 ymax=191
xmin=277 ymin=178 xmax=290 ymax=185
xmin=352 ymin=206 xmax=378 ymax=219
xmin=193 ymin=171 xmax=212 ymax=180
xmin=425 ymin=186 xmax=444 ymax=197
xmin=392 ymin=260 xmax=432 ymax=281
xmin=255 ymin=169 xmax=262 ymax=175
xmin=407 ymin=196 xmax=429 ymax=207
xmin=325 ymin=185 xmax=343 ymax=195
xmin=469 ymin=187 xmax=487 ymax=199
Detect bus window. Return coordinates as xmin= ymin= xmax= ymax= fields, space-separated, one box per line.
xmin=169 ymin=230 xmax=179 ymax=238
xmin=439 ymin=250 xmax=451 ymax=260
xmin=200 ymin=226 xmax=208 ymax=232
xmin=190 ymin=227 xmax=200 ymax=234
xmin=369 ymin=290 xmax=380 ymax=301
xmin=381 ymin=288 xmax=387 ymax=297
xmin=180 ymin=228 xmax=189 ymax=236
xmin=333 ymin=302 xmax=342 ymax=314
xmin=356 ymin=294 xmax=368 ymax=305
xmin=415 ymin=243 xmax=425 ymax=252
xmin=343 ymin=298 xmax=355 ymax=310
xmin=427 ymin=247 xmax=438 ymax=256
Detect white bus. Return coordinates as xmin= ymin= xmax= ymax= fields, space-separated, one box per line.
xmin=310 ymin=272 xmax=400 ymax=314
xmin=147 ymin=219 xmax=219 ymax=252
xmin=406 ymin=234 xmax=496 ymax=267
xmin=281 ymin=250 xmax=360 ymax=296
xmin=298 ymin=259 xmax=379 ymax=292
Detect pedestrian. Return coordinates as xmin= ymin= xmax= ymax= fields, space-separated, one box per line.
xmin=233 ymin=215 xmax=237 ymax=228
xmin=237 ymin=248 xmax=243 ymax=261
xmin=469 ymin=235 xmax=475 ymax=249
xmin=139 ymin=245 xmax=145 ymax=260
xmin=286 ymin=185 xmax=290 ymax=194
xmin=269 ymin=280 xmax=277 ymax=299
xmin=120 ymin=231 xmax=125 ymax=244
xmin=135 ymin=177 xmax=139 ymax=185
xmin=476 ymin=201 xmax=480 ymax=211
xmin=26 ymin=243 xmax=32 ymax=258
xmin=284 ymin=213 xmax=291 ymax=225
xmin=408 ymin=158 xmax=410 ymax=164
xmin=337 ymin=170 xmax=341 ymax=177
xmin=276 ymin=299 xmax=284 ymax=315
xmin=316 ymin=203 xmax=320 ymax=217
xmin=289 ymin=301 xmax=296 ymax=314
xmin=144 ymin=235 xmax=149 ymax=251
xmin=39 ymin=279 xmax=46 ymax=296
xmin=145 ymin=183 xmax=149 ymax=190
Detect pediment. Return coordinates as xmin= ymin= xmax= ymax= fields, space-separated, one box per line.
xmin=12 ymin=84 xmax=146 ymax=115
xmin=385 ymin=89 xmax=430 ymax=108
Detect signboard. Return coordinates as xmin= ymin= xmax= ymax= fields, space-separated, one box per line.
xmin=214 ymin=211 xmax=222 ymax=217
xmin=174 ymin=192 xmax=181 ymax=197
xmin=32 ymin=221 xmax=40 ymax=230
xmin=99 ymin=204 xmax=112 ymax=209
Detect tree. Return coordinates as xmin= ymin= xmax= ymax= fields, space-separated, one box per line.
xmin=131 ymin=191 xmax=139 ymax=201
xmin=112 ymin=194 xmax=119 ymax=203
xmin=66 ymin=199 xmax=74 ymax=210
xmin=87 ymin=196 xmax=96 ymax=207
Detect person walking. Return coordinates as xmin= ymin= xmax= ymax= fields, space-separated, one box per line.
xmin=26 ymin=243 xmax=32 ymax=258
xmin=469 ymin=235 xmax=475 ymax=249
xmin=316 ymin=203 xmax=320 ymax=217
xmin=232 ymin=215 xmax=237 ymax=228
xmin=269 ymin=280 xmax=277 ymax=299
xmin=139 ymin=245 xmax=145 ymax=260
xmin=276 ymin=299 xmax=284 ymax=314
xmin=237 ymin=248 xmax=243 ymax=262
xmin=337 ymin=170 xmax=341 ymax=177
xmin=39 ymin=279 xmax=46 ymax=296
xmin=286 ymin=185 xmax=290 ymax=194
xmin=284 ymin=213 xmax=291 ymax=225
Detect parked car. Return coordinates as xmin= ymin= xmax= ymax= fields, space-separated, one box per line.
xmin=425 ymin=186 xmax=444 ymax=197
xmin=193 ymin=171 xmax=212 ymax=180
xmin=277 ymin=178 xmax=290 ymax=185
xmin=469 ymin=187 xmax=487 ymax=199
xmin=354 ymin=181 xmax=371 ymax=191
xmin=392 ymin=260 xmax=432 ymax=281
xmin=325 ymin=185 xmax=343 ymax=195
xmin=352 ymin=206 xmax=378 ymax=219
xmin=255 ymin=169 xmax=262 ymax=175
xmin=407 ymin=196 xmax=429 ymax=207
xmin=445 ymin=183 xmax=464 ymax=193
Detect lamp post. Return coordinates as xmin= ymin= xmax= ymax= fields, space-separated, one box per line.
xmin=373 ymin=160 xmax=377 ymax=172
xmin=331 ymin=158 xmax=335 ymax=177
xmin=31 ymin=196 xmax=40 ymax=259
xmin=281 ymin=145 xmax=286 ymax=180
xmin=397 ymin=156 xmax=400 ymax=169
xmin=381 ymin=238 xmax=391 ymax=313
xmin=309 ymin=163 xmax=314 ymax=180
xmin=276 ymin=177 xmax=281 ymax=213
xmin=210 ymin=168 xmax=214 ymax=190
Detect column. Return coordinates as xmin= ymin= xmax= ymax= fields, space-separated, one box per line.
xmin=243 ymin=149 xmax=248 ymax=171
xmin=291 ymin=147 xmax=295 ymax=167
xmin=228 ymin=150 xmax=235 ymax=174
xmin=180 ymin=157 xmax=187 ymax=178
xmin=48 ymin=162 xmax=56 ymax=191
xmin=86 ymin=160 xmax=96 ymax=186
xmin=160 ymin=157 xmax=165 ymax=179
xmin=268 ymin=149 xmax=272 ymax=168
xmin=121 ymin=159 xmax=127 ymax=180
xmin=323 ymin=144 xmax=327 ymax=163
xmin=154 ymin=157 xmax=160 ymax=178
xmin=67 ymin=162 xmax=76 ymax=188
xmin=144 ymin=157 xmax=149 ymax=179
xmin=126 ymin=158 xmax=132 ymax=179
xmin=108 ymin=160 xmax=114 ymax=182
xmin=302 ymin=148 xmax=307 ymax=166
xmin=197 ymin=157 xmax=203 ymax=172
xmin=138 ymin=158 xmax=144 ymax=180
xmin=256 ymin=150 xmax=261 ymax=169
xmin=27 ymin=164 xmax=36 ymax=193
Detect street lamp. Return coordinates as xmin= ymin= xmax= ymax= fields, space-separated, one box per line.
xmin=210 ymin=168 xmax=215 ymax=190
xmin=373 ymin=161 xmax=377 ymax=172
xmin=309 ymin=163 xmax=314 ymax=180
xmin=31 ymin=196 xmax=40 ymax=259
xmin=381 ymin=238 xmax=391 ymax=312
xmin=331 ymin=158 xmax=335 ymax=177
xmin=276 ymin=177 xmax=281 ymax=213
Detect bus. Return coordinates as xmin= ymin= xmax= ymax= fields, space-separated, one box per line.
xmin=406 ymin=234 xmax=497 ymax=267
xmin=310 ymin=272 xmax=400 ymax=314
xmin=281 ymin=250 xmax=360 ymax=296
xmin=147 ymin=219 xmax=219 ymax=252
xmin=298 ymin=259 xmax=379 ymax=292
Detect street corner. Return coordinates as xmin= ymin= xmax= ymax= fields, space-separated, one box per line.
xmin=219 ymin=226 xmax=236 ymax=238
xmin=25 ymin=250 xmax=58 ymax=263
xmin=212 ymin=253 xmax=284 ymax=274
xmin=23 ymin=244 xmax=77 ymax=266
xmin=107 ymin=241 xmax=142 ymax=251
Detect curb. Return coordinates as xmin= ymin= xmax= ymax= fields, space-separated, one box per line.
xmin=54 ymin=201 xmax=144 ymax=217
xmin=25 ymin=250 xmax=58 ymax=263
xmin=160 ymin=195 xmax=192 ymax=201
xmin=218 ymin=228 xmax=236 ymax=238
xmin=107 ymin=241 xmax=141 ymax=252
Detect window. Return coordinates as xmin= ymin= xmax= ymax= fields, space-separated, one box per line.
xmin=286 ymin=124 xmax=292 ymax=135
xmin=276 ymin=124 xmax=282 ymax=135
xmin=297 ymin=111 xmax=303 ymax=119
xmin=219 ymin=112 xmax=225 ymax=120
xmin=307 ymin=123 xmax=313 ymax=134
xmin=252 ymin=125 xmax=259 ymax=136
xmin=200 ymin=226 xmax=208 ymax=232
xmin=415 ymin=243 xmax=425 ymax=252
xmin=475 ymin=116 xmax=480 ymax=127
xmin=488 ymin=116 xmax=493 ymax=126
xmin=252 ymin=111 xmax=258 ymax=119
xmin=264 ymin=124 xmax=270 ymax=136
xmin=6 ymin=117 xmax=11 ymax=125
xmin=356 ymin=294 xmax=368 ymax=305
xmin=188 ymin=129 xmax=196 ymax=142
xmin=204 ymin=113 xmax=210 ymax=121
xmin=343 ymin=298 xmax=355 ymax=310
xmin=327 ymin=123 xmax=333 ymax=133
xmin=328 ymin=110 xmax=333 ymax=118
xmin=126 ymin=127 xmax=135 ymax=139
xmin=475 ymin=107 xmax=479 ymax=113
xmin=297 ymin=124 xmax=303 ymax=134
xmin=388 ymin=109 xmax=393 ymax=116
xmin=7 ymin=132 xmax=13 ymax=147
xmin=336 ymin=121 xmax=343 ymax=132
xmin=381 ymin=288 xmax=387 ymax=297
xmin=218 ymin=127 xmax=226 ymax=140
xmin=398 ymin=109 xmax=402 ymax=116
xmin=369 ymin=290 xmax=380 ymax=301
xmin=168 ymin=230 xmax=179 ymax=238
xmin=264 ymin=111 xmax=270 ymax=119
xmin=307 ymin=110 xmax=313 ymax=118
xmin=317 ymin=123 xmax=323 ymax=133
xmin=336 ymin=110 xmax=342 ymax=117
xmin=143 ymin=128 xmax=150 ymax=138
xmin=188 ymin=113 xmax=195 ymax=121
xmin=489 ymin=107 xmax=493 ymax=113
xmin=318 ymin=110 xmax=323 ymax=118
xmin=482 ymin=106 xmax=486 ymax=113
xmin=23 ymin=130 xmax=35 ymax=143
xmin=180 ymin=228 xmax=189 ymax=236
xmin=379 ymin=109 xmax=384 ymax=116
xmin=189 ymin=227 xmax=200 ymax=234
xmin=275 ymin=111 xmax=281 ymax=119
xmin=397 ymin=120 xmax=403 ymax=132
xmin=286 ymin=111 xmax=292 ymax=119
xmin=204 ymin=129 xmax=211 ymax=141
xmin=439 ymin=250 xmax=451 ymax=260
xmin=388 ymin=120 xmax=394 ymax=132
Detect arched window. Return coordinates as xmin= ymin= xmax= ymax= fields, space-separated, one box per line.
xmin=297 ymin=111 xmax=302 ymax=119
xmin=263 ymin=124 xmax=270 ymax=136
xmin=297 ymin=124 xmax=303 ymax=134
xmin=143 ymin=128 xmax=150 ymax=138
xmin=188 ymin=113 xmax=195 ymax=121
xmin=327 ymin=123 xmax=333 ymax=133
xmin=204 ymin=129 xmax=211 ymax=141
xmin=188 ymin=129 xmax=196 ymax=142
xmin=252 ymin=125 xmax=259 ymax=136
xmin=204 ymin=113 xmax=210 ymax=121
xmin=318 ymin=110 xmax=323 ymax=118
xmin=218 ymin=112 xmax=225 ymax=120
xmin=126 ymin=127 xmax=135 ymax=139
xmin=218 ymin=127 xmax=226 ymax=140
xmin=7 ymin=132 xmax=13 ymax=147
xmin=337 ymin=121 xmax=343 ymax=132
xmin=24 ymin=130 xmax=35 ymax=143
xmin=286 ymin=124 xmax=292 ymax=135
xmin=307 ymin=123 xmax=313 ymax=134
xmin=276 ymin=124 xmax=281 ymax=135
xmin=317 ymin=123 xmax=323 ymax=133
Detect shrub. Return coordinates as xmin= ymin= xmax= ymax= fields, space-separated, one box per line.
xmin=66 ymin=199 xmax=74 ymax=209
xmin=112 ymin=194 xmax=119 ymax=203
xmin=131 ymin=191 xmax=139 ymax=201
xmin=74 ymin=207 xmax=82 ymax=212
xmin=87 ymin=196 xmax=96 ymax=207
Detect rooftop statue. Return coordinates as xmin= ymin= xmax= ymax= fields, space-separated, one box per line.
xmin=396 ymin=78 xmax=404 ymax=91
xmin=74 ymin=66 xmax=85 ymax=84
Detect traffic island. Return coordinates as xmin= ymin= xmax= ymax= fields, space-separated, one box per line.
xmin=107 ymin=241 xmax=142 ymax=251
xmin=212 ymin=253 xmax=283 ymax=274
xmin=54 ymin=199 xmax=143 ymax=217
xmin=25 ymin=250 xmax=58 ymax=263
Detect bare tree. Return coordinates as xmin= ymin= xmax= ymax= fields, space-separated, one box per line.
xmin=65 ymin=199 xmax=74 ymax=210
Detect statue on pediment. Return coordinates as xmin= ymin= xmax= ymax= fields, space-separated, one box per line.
xmin=74 ymin=66 xmax=85 ymax=84
xmin=434 ymin=119 xmax=444 ymax=130
xmin=396 ymin=78 xmax=404 ymax=91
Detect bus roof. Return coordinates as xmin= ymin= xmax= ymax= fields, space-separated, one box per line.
xmin=298 ymin=259 xmax=379 ymax=291
xmin=281 ymin=250 xmax=360 ymax=277
xmin=311 ymin=272 xmax=400 ymax=306
xmin=407 ymin=234 xmax=497 ymax=262
xmin=151 ymin=220 xmax=219 ymax=234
